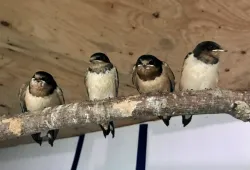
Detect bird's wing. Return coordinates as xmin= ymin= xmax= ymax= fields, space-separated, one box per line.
xmin=163 ymin=62 xmax=175 ymax=92
xmin=18 ymin=82 xmax=28 ymax=113
xmin=179 ymin=53 xmax=191 ymax=91
xmin=83 ymin=69 xmax=90 ymax=98
xmin=56 ymin=86 xmax=65 ymax=105
xmin=131 ymin=65 xmax=137 ymax=86
xmin=114 ymin=67 xmax=119 ymax=97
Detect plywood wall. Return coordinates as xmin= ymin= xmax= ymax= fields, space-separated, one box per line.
xmin=0 ymin=0 xmax=249 ymax=147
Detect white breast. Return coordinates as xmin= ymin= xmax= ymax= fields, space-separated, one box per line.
xmin=180 ymin=53 xmax=219 ymax=90
xmin=86 ymin=67 xmax=117 ymax=100
xmin=25 ymin=87 xmax=61 ymax=112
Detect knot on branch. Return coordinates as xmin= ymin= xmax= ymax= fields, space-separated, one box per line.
xmin=231 ymin=101 xmax=250 ymax=122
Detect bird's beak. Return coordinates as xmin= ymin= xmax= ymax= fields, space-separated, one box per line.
xmin=212 ymin=49 xmax=227 ymax=52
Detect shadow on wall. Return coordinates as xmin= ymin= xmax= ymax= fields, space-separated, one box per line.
xmin=78 ymin=124 xmax=140 ymax=170
xmin=150 ymin=114 xmax=238 ymax=135
xmin=147 ymin=165 xmax=250 ymax=170
xmin=0 ymin=137 xmax=78 ymax=161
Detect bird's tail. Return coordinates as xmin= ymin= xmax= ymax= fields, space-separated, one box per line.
xmin=47 ymin=129 xmax=59 ymax=147
xmin=99 ymin=123 xmax=110 ymax=138
xmin=109 ymin=121 xmax=115 ymax=138
xmin=158 ymin=116 xmax=172 ymax=126
xmin=31 ymin=133 xmax=43 ymax=146
xmin=182 ymin=115 xmax=192 ymax=127
xmin=99 ymin=121 xmax=115 ymax=138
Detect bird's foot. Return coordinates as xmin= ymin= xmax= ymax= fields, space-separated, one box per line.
xmin=231 ymin=101 xmax=250 ymax=122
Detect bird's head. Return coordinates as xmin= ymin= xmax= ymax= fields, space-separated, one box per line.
xmin=135 ymin=54 xmax=163 ymax=80
xmin=29 ymin=71 xmax=57 ymax=96
xmin=193 ymin=41 xmax=227 ymax=64
xmin=88 ymin=52 xmax=113 ymax=72
xmin=89 ymin=52 xmax=111 ymax=64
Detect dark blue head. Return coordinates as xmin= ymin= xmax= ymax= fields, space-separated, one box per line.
xmin=30 ymin=71 xmax=57 ymax=96
xmin=136 ymin=54 xmax=163 ymax=68
xmin=135 ymin=54 xmax=163 ymax=81
xmin=32 ymin=71 xmax=57 ymax=87
xmin=192 ymin=41 xmax=227 ymax=64
xmin=90 ymin=52 xmax=111 ymax=63
xmin=193 ymin=41 xmax=226 ymax=57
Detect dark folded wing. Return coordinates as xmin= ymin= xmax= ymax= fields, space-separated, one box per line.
xmin=18 ymin=82 xmax=28 ymax=113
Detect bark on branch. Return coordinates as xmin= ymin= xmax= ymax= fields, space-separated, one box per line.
xmin=1 ymin=89 xmax=250 ymax=141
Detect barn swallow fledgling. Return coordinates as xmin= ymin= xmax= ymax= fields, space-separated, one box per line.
xmin=18 ymin=71 xmax=65 ymax=146
xmin=84 ymin=52 xmax=119 ymax=138
xmin=179 ymin=41 xmax=227 ymax=127
xmin=132 ymin=54 xmax=175 ymax=126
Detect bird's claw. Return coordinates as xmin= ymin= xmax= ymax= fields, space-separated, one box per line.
xmin=231 ymin=101 xmax=250 ymax=122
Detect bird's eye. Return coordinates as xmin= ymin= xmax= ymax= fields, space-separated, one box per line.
xmin=208 ymin=46 xmax=214 ymax=50
xmin=137 ymin=59 xmax=143 ymax=65
xmin=148 ymin=60 xmax=154 ymax=65
xmin=40 ymin=77 xmax=47 ymax=82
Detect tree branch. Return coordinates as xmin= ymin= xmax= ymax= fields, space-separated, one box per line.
xmin=1 ymin=89 xmax=250 ymax=141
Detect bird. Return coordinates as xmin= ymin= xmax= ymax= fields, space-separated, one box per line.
xmin=84 ymin=52 xmax=119 ymax=138
xmin=132 ymin=54 xmax=175 ymax=126
xmin=18 ymin=71 xmax=65 ymax=147
xmin=179 ymin=41 xmax=227 ymax=127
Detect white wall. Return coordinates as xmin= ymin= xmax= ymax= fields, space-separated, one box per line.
xmin=0 ymin=114 xmax=250 ymax=170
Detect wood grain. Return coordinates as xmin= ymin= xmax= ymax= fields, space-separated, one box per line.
xmin=0 ymin=0 xmax=249 ymax=147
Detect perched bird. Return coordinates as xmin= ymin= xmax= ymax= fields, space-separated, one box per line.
xmin=132 ymin=54 xmax=175 ymax=126
xmin=84 ymin=52 xmax=119 ymax=138
xmin=179 ymin=41 xmax=227 ymax=127
xmin=18 ymin=71 xmax=65 ymax=146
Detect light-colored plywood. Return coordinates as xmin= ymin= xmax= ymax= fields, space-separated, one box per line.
xmin=0 ymin=0 xmax=249 ymax=147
